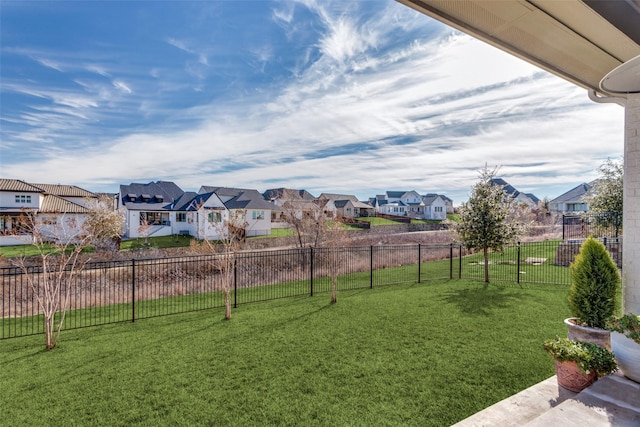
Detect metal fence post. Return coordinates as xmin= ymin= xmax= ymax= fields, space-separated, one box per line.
xmin=131 ymin=259 xmax=136 ymax=323
xmin=418 ymin=244 xmax=422 ymax=284
xmin=310 ymin=247 xmax=314 ymax=297
xmin=370 ymin=245 xmax=374 ymax=289
xmin=233 ymin=258 xmax=238 ymax=308
xmin=458 ymin=245 xmax=462 ymax=279
xmin=517 ymin=242 xmax=521 ymax=284
xmin=449 ymin=243 xmax=453 ymax=279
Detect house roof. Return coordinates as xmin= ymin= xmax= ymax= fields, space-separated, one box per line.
xmin=425 ymin=193 xmax=452 ymax=203
xmin=353 ymin=201 xmax=373 ymax=209
xmin=551 ymin=182 xmax=593 ymax=204
xmin=422 ymin=194 xmax=443 ymax=206
xmin=318 ymin=193 xmax=360 ymax=203
xmin=120 ymin=181 xmax=184 ymax=207
xmin=173 ymin=191 xmax=201 ymax=211
xmin=31 ymin=183 xmax=96 ymax=198
xmin=491 ymin=178 xmax=540 ymax=205
xmin=40 ymin=195 xmax=88 ymax=213
xmin=201 ymin=186 xmax=274 ymax=211
xmin=386 ymin=191 xmax=406 ymax=199
xmin=0 ymin=179 xmax=44 ymax=193
xmin=263 ymin=188 xmax=316 ymax=201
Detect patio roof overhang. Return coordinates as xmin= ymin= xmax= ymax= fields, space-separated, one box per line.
xmin=397 ymin=0 xmax=640 ymax=96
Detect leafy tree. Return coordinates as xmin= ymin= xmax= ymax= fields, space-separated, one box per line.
xmin=586 ymin=158 xmax=623 ymax=215
xmin=455 ymin=166 xmax=520 ymax=283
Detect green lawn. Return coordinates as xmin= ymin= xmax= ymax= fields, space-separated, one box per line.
xmin=119 ymin=234 xmax=194 ymax=250
xmin=357 ymin=217 xmax=403 ymax=226
xmin=1 ymin=279 xmax=571 ymax=426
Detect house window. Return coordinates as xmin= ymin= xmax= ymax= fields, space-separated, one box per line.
xmin=140 ymin=212 xmax=170 ymax=226
xmin=176 ymin=212 xmax=186 ymax=222
xmin=435 ymin=206 xmax=443 ymax=213
xmin=252 ymin=210 xmax=264 ymax=220
xmin=15 ymin=195 xmax=32 ymax=204
xmin=208 ymin=212 xmax=222 ymax=223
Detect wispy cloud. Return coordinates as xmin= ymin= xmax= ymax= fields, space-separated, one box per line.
xmin=112 ymin=80 xmax=132 ymax=94
xmin=0 ymin=0 xmax=624 ymax=204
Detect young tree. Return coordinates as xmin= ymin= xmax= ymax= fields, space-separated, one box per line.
xmin=12 ymin=211 xmax=93 ymax=350
xmin=137 ymin=216 xmax=151 ymax=246
xmin=323 ymin=219 xmax=350 ymax=304
xmin=11 ymin=197 xmax=123 ymax=349
xmin=586 ymin=158 xmax=623 ymax=215
xmin=199 ymin=209 xmax=247 ymax=320
xmin=455 ymin=166 xmax=520 ymax=283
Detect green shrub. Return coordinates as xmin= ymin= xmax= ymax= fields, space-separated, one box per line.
xmin=568 ymin=237 xmax=620 ymax=329
xmin=543 ymin=337 xmax=618 ymax=377
xmin=607 ymin=313 xmax=640 ymax=344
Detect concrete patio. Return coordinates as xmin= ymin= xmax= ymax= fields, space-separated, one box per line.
xmin=453 ymin=371 xmax=640 ymax=426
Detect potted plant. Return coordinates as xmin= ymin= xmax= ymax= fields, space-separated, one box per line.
xmin=543 ymin=337 xmax=618 ymax=392
xmin=565 ymin=236 xmax=620 ymax=350
xmin=606 ymin=313 xmax=640 ymax=383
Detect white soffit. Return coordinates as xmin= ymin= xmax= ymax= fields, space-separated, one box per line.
xmin=397 ymin=0 xmax=640 ymax=97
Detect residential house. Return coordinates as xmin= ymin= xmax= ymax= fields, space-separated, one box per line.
xmin=317 ymin=193 xmax=374 ymax=218
xmin=421 ymin=194 xmax=448 ymax=220
xmin=550 ymin=182 xmax=593 ymax=213
xmin=199 ymin=186 xmax=273 ymax=237
xmin=425 ymin=193 xmax=454 ymax=214
xmin=491 ymin=178 xmax=540 ymax=207
xmin=371 ymin=191 xmax=424 ymax=218
xmin=0 ymin=179 xmax=98 ymax=246
xmin=173 ymin=191 xmax=229 ymax=240
xmin=263 ymin=188 xmax=317 ymax=222
xmin=119 ymin=181 xmax=185 ymax=239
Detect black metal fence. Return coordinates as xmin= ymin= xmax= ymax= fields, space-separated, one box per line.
xmin=562 ymin=212 xmax=621 ymax=240
xmin=2 ymin=240 xmax=620 ymax=340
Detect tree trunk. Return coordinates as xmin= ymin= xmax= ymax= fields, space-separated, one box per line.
xmin=224 ymin=289 xmax=231 ymax=320
xmin=330 ymin=276 xmax=337 ymax=304
xmin=45 ymin=314 xmax=54 ymax=350
xmin=483 ymin=246 xmax=490 ymax=283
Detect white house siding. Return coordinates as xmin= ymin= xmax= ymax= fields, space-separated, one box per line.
xmin=245 ymin=209 xmax=271 ymax=236
xmin=0 ymin=191 xmax=41 ymax=210
xmin=125 ymin=210 xmax=173 ymax=239
xmin=0 ymin=235 xmax=34 ymax=246
xmin=424 ymin=197 xmax=447 ymax=220
xmin=38 ymin=213 xmax=89 ymax=243
xmin=196 ymin=209 xmax=229 ymax=241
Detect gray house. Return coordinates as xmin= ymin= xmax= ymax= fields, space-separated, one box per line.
xmin=550 ymin=182 xmax=593 ymax=213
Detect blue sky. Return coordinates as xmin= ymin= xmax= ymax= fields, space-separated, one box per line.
xmin=0 ymin=0 xmax=624 ymax=205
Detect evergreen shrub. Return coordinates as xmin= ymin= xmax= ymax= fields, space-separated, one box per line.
xmin=568 ymin=237 xmax=620 ymax=329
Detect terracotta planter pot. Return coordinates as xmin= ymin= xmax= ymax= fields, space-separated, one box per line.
xmin=554 ymin=360 xmax=597 ymax=392
xmin=611 ymin=332 xmax=640 ymax=383
xmin=564 ymin=318 xmax=611 ymax=350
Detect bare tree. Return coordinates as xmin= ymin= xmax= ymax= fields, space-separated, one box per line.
xmin=198 ymin=209 xmax=248 ymax=320
xmin=137 ymin=216 xmax=151 ymax=246
xmin=12 ymin=210 xmax=93 ymax=350
xmin=323 ymin=219 xmax=350 ymax=304
xmin=11 ymin=197 xmax=124 ymax=349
